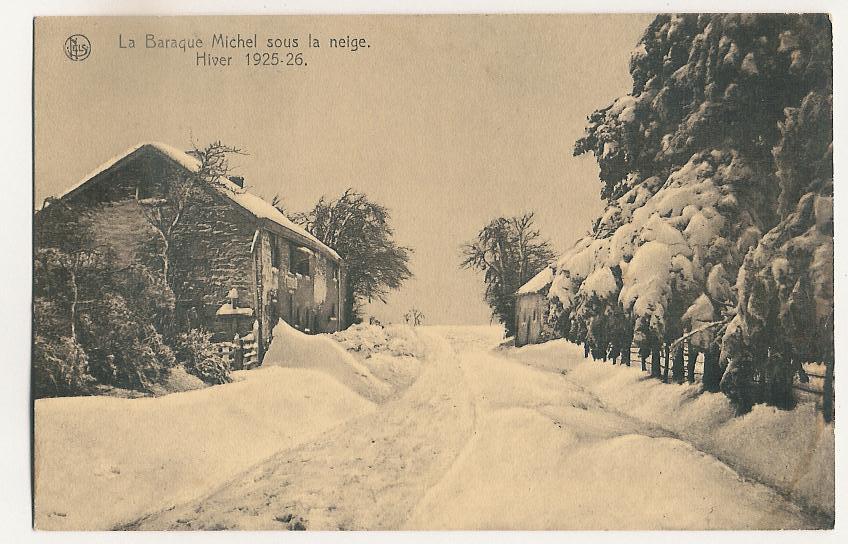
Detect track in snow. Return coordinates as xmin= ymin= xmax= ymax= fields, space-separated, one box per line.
xmin=130 ymin=326 xmax=824 ymax=530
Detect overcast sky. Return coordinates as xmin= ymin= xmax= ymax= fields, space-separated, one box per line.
xmin=36 ymin=14 xmax=654 ymax=325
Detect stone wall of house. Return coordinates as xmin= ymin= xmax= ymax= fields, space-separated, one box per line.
xmin=36 ymin=146 xmax=347 ymax=356
xmin=36 ymin=153 xmax=167 ymax=267
xmin=255 ymin=229 xmax=276 ymax=351
xmin=313 ymin=253 xmax=342 ymax=332
xmin=37 ymin=149 xmax=259 ymax=338
xmin=171 ymin=188 xmax=257 ymax=334
xmin=270 ymin=235 xmax=342 ymax=334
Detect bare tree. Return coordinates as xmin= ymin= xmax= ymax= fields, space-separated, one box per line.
xmin=35 ymin=247 xmax=102 ymax=343
xmin=404 ymin=307 xmax=425 ymax=327
xmin=136 ymin=141 xmax=244 ymax=289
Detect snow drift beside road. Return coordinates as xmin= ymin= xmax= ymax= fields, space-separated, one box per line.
xmin=266 ymin=320 xmax=427 ymax=402
xmin=331 ymin=323 xmax=425 ymax=359
xmin=265 ymin=320 xmax=389 ymax=402
xmin=34 ymin=366 xmax=375 ymax=530
xmin=331 ymin=323 xmax=426 ymax=391
xmin=508 ymin=339 xmax=835 ymax=518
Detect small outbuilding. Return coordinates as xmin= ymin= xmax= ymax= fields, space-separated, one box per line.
xmin=515 ymin=266 xmax=555 ymax=347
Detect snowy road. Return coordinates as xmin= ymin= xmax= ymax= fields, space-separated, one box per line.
xmin=130 ymin=326 xmax=822 ymax=530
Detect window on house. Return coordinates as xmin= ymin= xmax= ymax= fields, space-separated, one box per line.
xmin=290 ymin=245 xmax=311 ymax=276
xmin=135 ymin=180 xmax=164 ymax=202
xmin=269 ymin=233 xmax=283 ymax=268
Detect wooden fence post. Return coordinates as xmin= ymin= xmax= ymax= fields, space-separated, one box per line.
xmin=233 ymin=334 xmax=244 ymax=370
xmin=651 ymin=343 xmax=661 ymax=378
xmin=686 ymin=343 xmax=698 ymax=384
xmin=823 ymin=359 xmax=834 ymax=423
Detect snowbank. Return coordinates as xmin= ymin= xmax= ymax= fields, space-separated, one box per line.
xmin=34 ymin=365 xmax=375 ymax=530
xmin=330 ymin=323 xmax=427 ymax=392
xmin=148 ymin=365 xmax=207 ymax=395
xmin=265 ymin=320 xmax=398 ymax=402
xmin=331 ymin=323 xmax=425 ymax=359
xmin=507 ymin=339 xmax=834 ymax=518
xmin=408 ymin=342 xmax=817 ymax=530
xmin=409 ymin=411 xmax=813 ymax=530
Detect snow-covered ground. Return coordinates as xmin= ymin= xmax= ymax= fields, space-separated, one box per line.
xmin=33 ymin=321 xmax=426 ymax=530
xmin=127 ymin=326 xmax=477 ymax=530
xmin=35 ymin=363 xmax=376 ymax=530
xmin=34 ymin=325 xmax=832 ymax=530
xmin=113 ymin=325 xmax=829 ymax=530
xmin=506 ymin=339 xmax=835 ymax=521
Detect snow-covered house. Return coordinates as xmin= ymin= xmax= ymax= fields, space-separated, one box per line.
xmin=35 ymin=142 xmax=346 ymax=362
xmin=515 ymin=266 xmax=555 ymax=347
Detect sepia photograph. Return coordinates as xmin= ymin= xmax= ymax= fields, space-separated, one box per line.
xmin=26 ymin=7 xmax=836 ymax=535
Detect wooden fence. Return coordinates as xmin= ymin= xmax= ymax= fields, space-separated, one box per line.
xmin=611 ymin=342 xmax=834 ymax=419
xmin=215 ymin=320 xmax=260 ymax=370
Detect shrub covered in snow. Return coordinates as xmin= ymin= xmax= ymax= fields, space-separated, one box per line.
xmin=328 ymin=323 xmax=427 ymax=393
xmin=79 ymin=298 xmax=177 ymax=392
xmin=331 ymin=323 xmax=424 ymax=359
xmin=33 ymin=246 xmax=181 ymax=396
xmin=547 ymin=14 xmax=832 ymax=415
xmin=149 ymin=365 xmax=207 ymax=395
xmin=32 ymin=335 xmax=95 ymax=398
xmin=174 ymin=329 xmax=232 ymax=385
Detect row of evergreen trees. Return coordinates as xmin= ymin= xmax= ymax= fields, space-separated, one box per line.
xmin=546 ymin=14 xmax=833 ymax=417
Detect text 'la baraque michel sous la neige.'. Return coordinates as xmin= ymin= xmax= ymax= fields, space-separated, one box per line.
xmin=119 ymin=32 xmax=370 ymax=53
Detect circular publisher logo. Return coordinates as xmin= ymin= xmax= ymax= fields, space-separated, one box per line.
xmin=64 ymin=34 xmax=91 ymax=61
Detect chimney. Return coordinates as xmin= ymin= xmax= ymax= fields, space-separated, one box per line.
xmin=228 ymin=176 xmax=245 ymax=188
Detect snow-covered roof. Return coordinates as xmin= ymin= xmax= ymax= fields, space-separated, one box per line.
xmin=54 ymin=142 xmax=341 ymax=261
xmin=516 ymin=266 xmax=555 ymax=296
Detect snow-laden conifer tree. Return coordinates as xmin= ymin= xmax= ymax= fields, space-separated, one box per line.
xmin=547 ymin=14 xmax=832 ymax=413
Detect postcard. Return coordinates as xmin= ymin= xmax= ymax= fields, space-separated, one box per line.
xmin=32 ymin=14 xmax=834 ymax=531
